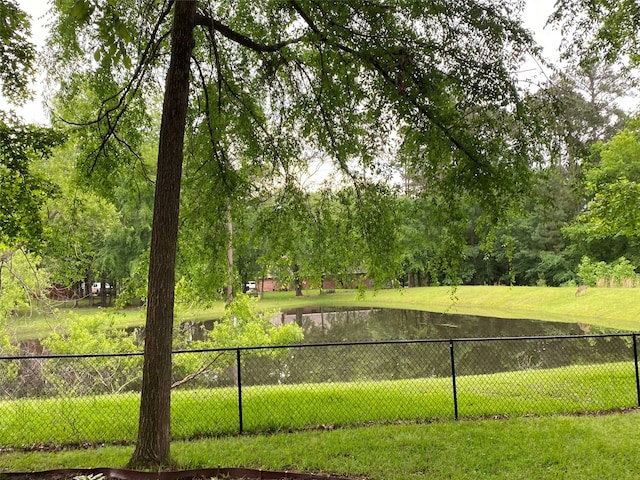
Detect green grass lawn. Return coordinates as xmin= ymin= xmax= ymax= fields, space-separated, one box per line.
xmin=3 ymin=411 xmax=640 ymax=479
xmin=9 ymin=286 xmax=640 ymax=342
xmin=1 ymin=362 xmax=636 ymax=449
xmin=3 ymin=286 xmax=640 ymax=477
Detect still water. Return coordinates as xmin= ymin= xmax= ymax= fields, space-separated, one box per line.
xmin=275 ymin=307 xmax=622 ymax=343
xmin=244 ymin=307 xmax=633 ymax=383
xmin=166 ymin=307 xmax=637 ymax=386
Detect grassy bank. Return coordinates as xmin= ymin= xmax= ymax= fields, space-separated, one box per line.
xmin=1 ymin=362 xmax=636 ymax=448
xmin=258 ymin=286 xmax=640 ymax=331
xmin=2 ymin=411 xmax=640 ymax=479
xmin=8 ymin=286 xmax=640 ymax=341
xmin=3 ymin=287 xmax=639 ymax=478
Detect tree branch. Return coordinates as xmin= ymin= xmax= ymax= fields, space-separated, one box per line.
xmin=170 ymin=353 xmax=224 ymax=389
xmin=290 ymin=0 xmax=484 ymax=168
xmin=194 ymin=13 xmax=304 ymax=52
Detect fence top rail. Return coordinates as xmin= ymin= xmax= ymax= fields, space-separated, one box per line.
xmin=1 ymin=332 xmax=636 ymax=361
xmin=200 ymin=331 xmax=636 ymax=352
xmin=0 ymin=350 xmax=145 ymax=361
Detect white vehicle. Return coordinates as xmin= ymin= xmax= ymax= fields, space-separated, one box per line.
xmin=245 ymin=281 xmax=257 ymax=290
xmin=91 ymin=282 xmax=111 ymax=294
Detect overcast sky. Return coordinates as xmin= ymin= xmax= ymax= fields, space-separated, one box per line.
xmin=3 ymin=0 xmax=562 ymax=125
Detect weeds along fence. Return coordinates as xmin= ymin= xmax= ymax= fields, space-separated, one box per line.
xmin=1 ymin=333 xmax=639 ymax=449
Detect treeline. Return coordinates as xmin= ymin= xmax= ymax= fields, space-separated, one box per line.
xmin=1 ymin=63 xmax=639 ymax=318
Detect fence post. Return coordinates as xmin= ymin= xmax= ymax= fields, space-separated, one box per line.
xmin=449 ymin=339 xmax=459 ymax=420
xmin=236 ymin=348 xmax=243 ymax=434
xmin=634 ymin=334 xmax=640 ymax=407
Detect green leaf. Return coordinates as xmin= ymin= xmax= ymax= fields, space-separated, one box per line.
xmin=117 ymin=24 xmax=132 ymax=43
xmin=93 ymin=49 xmax=101 ymax=62
xmin=70 ymin=0 xmax=90 ymax=21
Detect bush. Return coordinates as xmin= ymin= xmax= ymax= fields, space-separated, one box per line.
xmin=171 ymin=293 xmax=304 ymax=389
xmin=577 ymin=256 xmax=639 ymax=288
xmin=41 ymin=312 xmax=143 ymax=395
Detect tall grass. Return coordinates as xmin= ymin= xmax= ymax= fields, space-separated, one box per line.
xmin=596 ymin=278 xmax=639 ymax=288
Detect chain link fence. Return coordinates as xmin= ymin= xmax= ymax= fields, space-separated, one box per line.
xmin=1 ymin=333 xmax=638 ymax=449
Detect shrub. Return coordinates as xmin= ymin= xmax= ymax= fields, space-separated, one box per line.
xmin=577 ymin=256 xmax=639 ymax=288
xmin=171 ymin=293 xmax=304 ymax=389
xmin=41 ymin=312 xmax=143 ymax=395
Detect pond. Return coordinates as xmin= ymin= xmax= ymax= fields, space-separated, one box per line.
xmin=209 ymin=307 xmax=634 ymax=386
xmin=275 ymin=307 xmax=622 ymax=343
xmin=15 ymin=307 xmax=635 ymax=389
xmin=235 ymin=307 xmax=633 ymax=383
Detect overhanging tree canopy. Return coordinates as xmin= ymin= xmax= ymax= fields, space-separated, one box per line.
xmin=0 ymin=0 xmax=35 ymax=103
xmin=552 ymin=0 xmax=640 ymax=63
xmin=49 ymin=0 xmax=541 ymax=467
xmin=0 ymin=1 xmax=65 ymax=251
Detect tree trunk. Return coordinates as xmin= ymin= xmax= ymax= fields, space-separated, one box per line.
xmin=100 ymin=276 xmax=107 ymax=307
xmin=128 ymin=0 xmax=195 ymax=469
xmin=87 ymin=268 xmax=93 ymax=307
xmin=226 ymin=203 xmax=234 ymax=303
xmin=293 ymin=263 xmax=303 ymax=297
xmin=260 ymin=265 xmax=269 ymax=299
xmin=74 ymin=283 xmax=79 ymax=308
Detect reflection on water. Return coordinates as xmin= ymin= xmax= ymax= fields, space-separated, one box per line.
xmin=230 ymin=308 xmax=634 ymax=385
xmin=226 ymin=307 xmax=635 ymax=386
xmin=130 ymin=307 xmax=624 ymax=347
xmin=275 ymin=307 xmax=623 ymax=343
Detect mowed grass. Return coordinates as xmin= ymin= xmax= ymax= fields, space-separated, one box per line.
xmin=1 ymin=362 xmax=637 ymax=449
xmin=9 ymin=286 xmax=640 ymax=342
xmin=3 ymin=287 xmax=640 ymax=477
xmin=3 ymin=412 xmax=640 ymax=479
xmin=257 ymin=286 xmax=640 ymax=331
